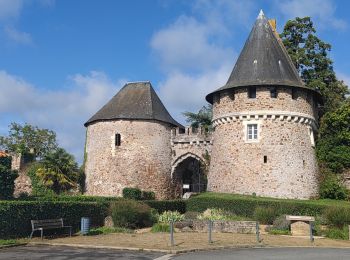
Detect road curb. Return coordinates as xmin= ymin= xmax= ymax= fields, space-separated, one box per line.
xmin=0 ymin=243 xmax=27 ymax=250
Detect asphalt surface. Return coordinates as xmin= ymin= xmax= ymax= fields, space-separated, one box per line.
xmin=174 ymin=247 xmax=350 ymax=260
xmin=2 ymin=246 xmax=350 ymax=260
xmin=0 ymin=245 xmax=164 ymax=260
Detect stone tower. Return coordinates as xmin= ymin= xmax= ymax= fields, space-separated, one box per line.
xmin=84 ymin=81 xmax=181 ymax=199
xmin=205 ymin=11 xmax=322 ymax=199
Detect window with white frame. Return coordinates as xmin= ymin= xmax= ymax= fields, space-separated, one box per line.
xmin=247 ymin=124 xmax=258 ymax=141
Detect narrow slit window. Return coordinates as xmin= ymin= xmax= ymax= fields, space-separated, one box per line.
xmin=115 ymin=133 xmax=121 ymax=146
xmin=247 ymin=124 xmax=258 ymax=141
xmin=230 ymin=90 xmax=235 ymax=101
xmin=292 ymin=89 xmax=297 ymax=100
xmin=264 ymin=156 xmax=267 ymax=163
xmin=270 ymin=87 xmax=277 ymax=98
xmin=248 ymin=87 xmax=256 ymax=99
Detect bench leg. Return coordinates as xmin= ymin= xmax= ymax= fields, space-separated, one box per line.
xmin=41 ymin=229 xmax=43 ymax=240
xmin=29 ymin=231 xmax=34 ymax=239
xmin=69 ymin=227 xmax=72 ymax=237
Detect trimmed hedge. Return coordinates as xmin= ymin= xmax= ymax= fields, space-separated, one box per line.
xmin=122 ymin=188 xmax=142 ymax=200
xmin=186 ymin=192 xmax=350 ymax=218
xmin=16 ymin=195 xmax=121 ymax=203
xmin=144 ymin=200 xmax=186 ymax=214
xmin=0 ymin=201 xmax=109 ymax=239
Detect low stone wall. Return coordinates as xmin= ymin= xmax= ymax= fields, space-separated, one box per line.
xmin=176 ymin=220 xmax=257 ymax=234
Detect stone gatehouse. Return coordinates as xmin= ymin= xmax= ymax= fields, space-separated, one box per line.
xmin=84 ymin=11 xmax=321 ymax=200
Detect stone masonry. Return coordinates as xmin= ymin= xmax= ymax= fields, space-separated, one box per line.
xmin=208 ymin=87 xmax=319 ymax=199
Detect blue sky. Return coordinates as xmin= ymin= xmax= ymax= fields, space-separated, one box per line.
xmin=1 ymin=0 xmax=349 ymax=163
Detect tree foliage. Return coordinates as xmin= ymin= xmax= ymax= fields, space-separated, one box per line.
xmin=182 ymin=105 xmax=213 ymax=131
xmin=0 ymin=123 xmax=58 ymax=160
xmin=0 ymin=157 xmax=18 ymax=199
xmin=316 ymin=101 xmax=350 ymax=173
xmin=35 ymin=148 xmax=81 ymax=194
xmin=280 ymin=17 xmax=349 ymax=113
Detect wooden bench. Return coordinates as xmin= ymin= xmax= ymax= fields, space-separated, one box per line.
xmin=30 ymin=218 xmax=72 ymax=240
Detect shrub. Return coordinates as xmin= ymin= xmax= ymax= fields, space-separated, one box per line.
xmin=151 ymin=223 xmax=170 ymax=233
xmin=0 ymin=165 xmax=18 ymax=200
xmin=144 ymin=200 xmax=186 ymax=213
xmin=186 ymin=192 xmax=350 ymax=218
xmin=110 ymin=200 xmax=156 ymax=229
xmin=272 ymin=215 xmax=290 ymax=231
xmin=122 ymin=187 xmax=142 ymax=200
xmin=324 ymin=206 xmax=350 ymax=228
xmin=197 ymin=208 xmax=229 ymax=221
xmin=158 ymin=211 xmax=184 ymax=223
xmin=253 ymin=207 xmax=277 ymax=224
xmin=141 ymin=191 xmax=155 ymax=200
xmin=184 ymin=211 xmax=200 ymax=220
xmin=27 ymin=163 xmax=55 ymax=197
xmin=319 ymin=173 xmax=348 ymax=200
xmin=0 ymin=201 xmax=108 ymax=239
xmin=324 ymin=226 xmax=349 ymax=240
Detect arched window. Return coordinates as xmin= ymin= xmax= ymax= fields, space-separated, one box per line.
xmin=115 ymin=133 xmax=121 ymax=146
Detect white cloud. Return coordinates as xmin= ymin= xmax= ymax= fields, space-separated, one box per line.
xmin=151 ymin=15 xmax=234 ymax=72
xmin=4 ymin=26 xmax=32 ymax=45
xmin=152 ymin=0 xmax=250 ymax=123
xmin=158 ymin=65 xmax=231 ymax=124
xmin=276 ymin=0 xmax=347 ymax=30
xmin=0 ymin=70 xmax=126 ymax=163
xmin=0 ymin=0 xmax=23 ymax=20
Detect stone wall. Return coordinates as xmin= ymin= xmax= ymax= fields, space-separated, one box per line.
xmin=208 ymin=87 xmax=319 ymax=199
xmin=213 ymin=86 xmax=317 ymax=119
xmin=85 ymin=119 xmax=174 ymax=199
xmin=185 ymin=220 xmax=257 ymax=234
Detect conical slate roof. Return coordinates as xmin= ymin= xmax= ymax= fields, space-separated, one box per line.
xmin=84 ymin=81 xmax=182 ymax=127
xmin=206 ymin=10 xmax=319 ymax=104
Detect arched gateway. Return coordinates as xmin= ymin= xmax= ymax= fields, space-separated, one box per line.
xmin=171 ymin=128 xmax=212 ymax=198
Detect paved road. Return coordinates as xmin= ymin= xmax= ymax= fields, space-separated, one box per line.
xmin=174 ymin=247 xmax=350 ymax=260
xmin=0 ymin=245 xmax=164 ymax=260
xmin=2 ymin=246 xmax=350 ymax=260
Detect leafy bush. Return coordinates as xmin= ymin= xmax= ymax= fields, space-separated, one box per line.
xmin=144 ymin=200 xmax=186 ymax=214
xmin=319 ymin=173 xmax=348 ymax=200
xmin=0 ymin=165 xmax=18 ymax=200
xmin=110 ymin=200 xmax=156 ymax=229
xmin=253 ymin=207 xmax=277 ymax=224
xmin=122 ymin=187 xmax=142 ymax=200
xmin=141 ymin=191 xmax=155 ymax=200
xmin=324 ymin=226 xmax=349 ymax=240
xmin=158 ymin=211 xmax=184 ymax=223
xmin=0 ymin=201 xmax=108 ymax=239
xmin=324 ymin=206 xmax=350 ymax=228
xmin=197 ymin=208 xmax=229 ymax=221
xmin=151 ymin=223 xmax=170 ymax=233
xmin=27 ymin=163 xmax=55 ymax=197
xmin=186 ymin=192 xmax=350 ymax=218
xmin=271 ymin=215 xmax=290 ymax=231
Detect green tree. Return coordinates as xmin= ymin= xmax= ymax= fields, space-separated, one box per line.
xmin=183 ymin=105 xmax=213 ymax=131
xmin=35 ymin=148 xmax=81 ymax=194
xmin=316 ymin=100 xmax=350 ymax=173
xmin=0 ymin=156 xmax=18 ymax=199
xmin=0 ymin=123 xmax=58 ymax=160
xmin=280 ymin=17 xmax=349 ymax=113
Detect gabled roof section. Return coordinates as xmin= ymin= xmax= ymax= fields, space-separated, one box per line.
xmin=84 ymin=81 xmax=182 ymax=127
xmin=206 ymin=10 xmax=317 ymax=104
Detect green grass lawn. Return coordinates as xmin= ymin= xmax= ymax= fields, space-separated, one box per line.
xmin=0 ymin=239 xmax=20 ymax=246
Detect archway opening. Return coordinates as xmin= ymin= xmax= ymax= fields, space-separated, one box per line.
xmin=172 ymin=156 xmax=207 ymax=198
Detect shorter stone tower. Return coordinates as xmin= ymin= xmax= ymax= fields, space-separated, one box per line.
xmin=206 ymin=11 xmax=322 ymax=199
xmin=84 ymin=81 xmax=181 ymax=199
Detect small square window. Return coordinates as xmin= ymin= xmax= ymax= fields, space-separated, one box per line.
xmin=230 ymin=90 xmax=235 ymax=101
xmin=248 ymin=87 xmax=256 ymax=99
xmin=247 ymin=124 xmax=258 ymax=141
xmin=270 ymin=87 xmax=277 ymax=98
xmin=292 ymin=89 xmax=297 ymax=100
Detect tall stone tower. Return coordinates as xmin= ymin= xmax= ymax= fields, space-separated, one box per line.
xmin=84 ymin=81 xmax=181 ymax=199
xmin=206 ymin=11 xmax=322 ymax=199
